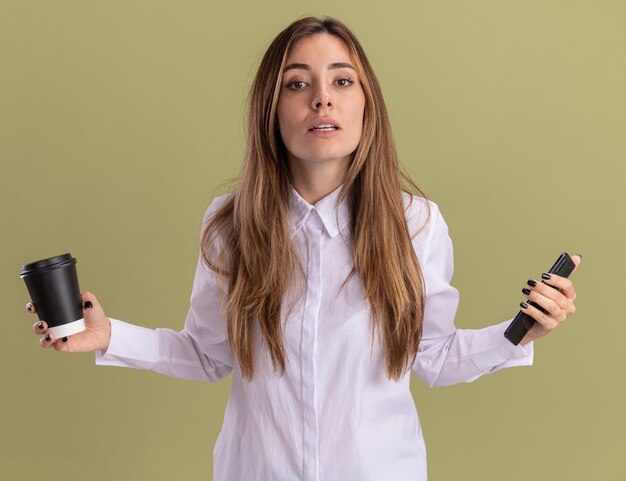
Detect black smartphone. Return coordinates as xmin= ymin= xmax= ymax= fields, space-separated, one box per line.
xmin=504 ymin=252 xmax=576 ymax=346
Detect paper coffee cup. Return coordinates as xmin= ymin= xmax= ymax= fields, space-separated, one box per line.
xmin=21 ymin=253 xmax=86 ymax=338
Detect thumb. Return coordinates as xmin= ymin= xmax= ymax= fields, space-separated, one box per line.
xmin=570 ymin=253 xmax=583 ymax=275
xmin=80 ymin=291 xmax=105 ymax=324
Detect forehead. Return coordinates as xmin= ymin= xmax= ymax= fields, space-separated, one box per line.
xmin=285 ymin=33 xmax=352 ymax=64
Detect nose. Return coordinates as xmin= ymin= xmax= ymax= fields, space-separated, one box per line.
xmin=311 ymin=85 xmax=332 ymax=110
xmin=313 ymin=96 xmax=332 ymax=109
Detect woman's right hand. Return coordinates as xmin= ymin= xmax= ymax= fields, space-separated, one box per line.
xmin=28 ymin=292 xmax=112 ymax=353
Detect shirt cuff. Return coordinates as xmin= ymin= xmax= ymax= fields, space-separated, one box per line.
xmin=95 ymin=318 xmax=160 ymax=370
xmin=471 ymin=319 xmax=534 ymax=372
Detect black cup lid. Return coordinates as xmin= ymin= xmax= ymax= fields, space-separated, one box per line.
xmin=20 ymin=253 xmax=77 ymax=277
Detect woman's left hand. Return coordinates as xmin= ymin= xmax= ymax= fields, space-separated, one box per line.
xmin=519 ymin=254 xmax=582 ymax=346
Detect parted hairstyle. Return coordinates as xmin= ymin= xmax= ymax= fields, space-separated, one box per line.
xmin=201 ymin=15 xmax=430 ymax=381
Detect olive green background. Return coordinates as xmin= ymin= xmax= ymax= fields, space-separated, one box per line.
xmin=2 ymin=1 xmax=623 ymax=480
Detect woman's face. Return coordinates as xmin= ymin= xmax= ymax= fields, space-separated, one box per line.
xmin=277 ymin=34 xmax=366 ymax=172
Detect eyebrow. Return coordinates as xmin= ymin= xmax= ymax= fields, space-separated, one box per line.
xmin=283 ymin=62 xmax=356 ymax=73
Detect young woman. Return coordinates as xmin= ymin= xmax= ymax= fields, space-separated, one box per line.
xmin=29 ymin=16 xmax=581 ymax=481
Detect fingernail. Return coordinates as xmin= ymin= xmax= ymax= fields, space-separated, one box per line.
xmin=520 ymin=301 xmax=529 ymax=309
xmin=27 ymin=303 xmax=33 ymax=311
xmin=38 ymin=321 xmax=44 ymax=330
xmin=522 ymin=288 xmax=531 ymax=295
xmin=527 ymin=279 xmax=537 ymax=287
xmin=541 ymin=273 xmax=551 ymax=280
xmin=45 ymin=335 xmax=51 ymax=342
xmin=62 ymin=337 xmax=68 ymax=342
xmin=575 ymin=253 xmax=583 ymax=260
xmin=84 ymin=301 xmax=93 ymax=309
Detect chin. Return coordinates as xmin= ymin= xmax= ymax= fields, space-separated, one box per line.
xmin=303 ymin=153 xmax=352 ymax=163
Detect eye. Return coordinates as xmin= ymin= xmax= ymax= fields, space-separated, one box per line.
xmin=336 ymin=77 xmax=354 ymax=87
xmin=286 ymin=80 xmax=308 ymax=90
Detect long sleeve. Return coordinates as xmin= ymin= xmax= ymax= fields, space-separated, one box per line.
xmin=95 ymin=196 xmax=234 ymax=382
xmin=409 ymin=199 xmax=533 ymax=387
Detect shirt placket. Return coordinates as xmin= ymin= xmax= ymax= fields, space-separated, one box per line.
xmin=301 ymin=209 xmax=323 ymax=481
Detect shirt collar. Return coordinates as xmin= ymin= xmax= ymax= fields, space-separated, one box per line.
xmin=289 ymin=183 xmax=351 ymax=238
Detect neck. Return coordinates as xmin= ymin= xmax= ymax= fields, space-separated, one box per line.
xmin=289 ymin=156 xmax=349 ymax=204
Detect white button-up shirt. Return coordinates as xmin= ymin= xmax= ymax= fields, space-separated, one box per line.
xmin=96 ymin=184 xmax=533 ymax=480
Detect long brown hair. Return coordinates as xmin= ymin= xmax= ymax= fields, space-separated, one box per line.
xmin=201 ymin=16 xmax=430 ymax=381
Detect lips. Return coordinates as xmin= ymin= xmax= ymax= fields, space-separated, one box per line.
xmin=307 ymin=117 xmax=341 ymax=131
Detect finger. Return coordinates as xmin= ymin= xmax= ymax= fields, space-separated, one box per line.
xmin=537 ymin=272 xmax=573 ymax=291
xmin=53 ymin=337 xmax=70 ymax=352
xmin=32 ymin=320 xmax=48 ymax=334
xmin=39 ymin=333 xmax=55 ymax=349
xmin=526 ymin=279 xmax=576 ymax=317
xmin=540 ymin=272 xmax=577 ymax=301
xmin=520 ymin=301 xmax=559 ymax=331
xmin=526 ymin=279 xmax=569 ymax=308
xmin=26 ymin=302 xmax=37 ymax=314
xmin=523 ymin=288 xmax=567 ymax=324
